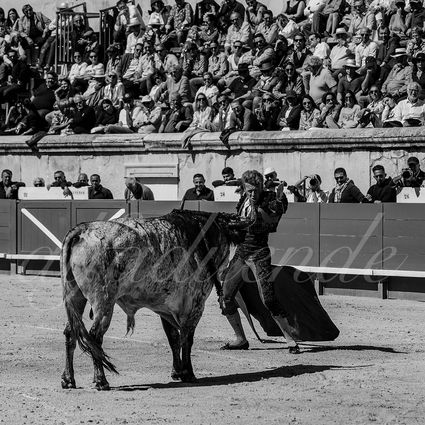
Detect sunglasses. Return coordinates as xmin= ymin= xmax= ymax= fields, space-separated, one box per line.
xmin=90 ymin=55 xmax=97 ymax=58
xmin=326 ymin=98 xmax=334 ymax=102
xmin=303 ymin=101 xmax=312 ymax=105
xmin=294 ymin=39 xmax=303 ymax=42
xmin=374 ymin=174 xmax=385 ymax=179
xmin=197 ymin=97 xmax=207 ymax=101
xmin=369 ymin=90 xmax=379 ymax=93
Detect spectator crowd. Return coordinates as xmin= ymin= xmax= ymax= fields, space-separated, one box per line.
xmin=2 ymin=0 xmax=425 ymax=145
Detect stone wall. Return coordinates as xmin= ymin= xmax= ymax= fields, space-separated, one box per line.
xmin=1 ymin=127 xmax=425 ymax=199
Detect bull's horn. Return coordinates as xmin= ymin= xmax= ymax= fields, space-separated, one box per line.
xmin=228 ymin=197 xmax=257 ymax=229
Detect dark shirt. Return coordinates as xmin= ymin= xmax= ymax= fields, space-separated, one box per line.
xmin=11 ymin=60 xmax=31 ymax=85
xmin=0 ymin=181 xmax=25 ymax=199
xmin=329 ymin=180 xmax=367 ymax=203
xmin=70 ymin=105 xmax=96 ymax=132
xmin=367 ymin=177 xmax=397 ymax=202
xmin=95 ymin=108 xmax=119 ymax=126
xmin=182 ymin=186 xmax=214 ymax=201
xmin=159 ymin=106 xmax=193 ymax=133
xmin=32 ymin=83 xmax=56 ymax=111
xmin=217 ymin=0 xmax=245 ymax=30
xmin=228 ymin=75 xmax=257 ymax=99
xmin=229 ymin=108 xmax=260 ymax=131
xmin=124 ymin=183 xmax=155 ymax=201
xmin=50 ymin=180 xmax=72 ymax=188
xmin=89 ymin=185 xmax=113 ymax=199
xmin=395 ymin=169 xmax=425 ymax=188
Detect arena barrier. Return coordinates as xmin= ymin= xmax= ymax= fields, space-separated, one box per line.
xmin=1 ymin=201 xmax=425 ymax=301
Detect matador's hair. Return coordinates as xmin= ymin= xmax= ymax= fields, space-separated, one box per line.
xmin=241 ymin=170 xmax=264 ymax=187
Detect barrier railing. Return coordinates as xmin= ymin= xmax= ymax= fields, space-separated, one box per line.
xmin=1 ymin=201 xmax=425 ymax=300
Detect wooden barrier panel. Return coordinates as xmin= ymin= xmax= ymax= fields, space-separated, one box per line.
xmin=319 ymin=204 xmax=383 ymax=270
xmin=17 ymin=201 xmax=71 ymax=255
xmin=71 ymin=200 xmax=129 ymax=226
xmin=0 ymin=200 xmax=16 ymax=272
xmin=198 ymin=201 xmax=237 ymax=214
xmin=383 ymin=204 xmax=425 ymax=271
xmin=138 ymin=200 xmax=199 ymax=218
xmin=271 ymin=203 xmax=320 ymax=267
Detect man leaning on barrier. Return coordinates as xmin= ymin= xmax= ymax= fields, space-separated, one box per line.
xmin=366 ymin=165 xmax=397 ymax=203
xmin=393 ymin=156 xmax=425 ymax=188
xmin=0 ymin=169 xmax=25 ymax=199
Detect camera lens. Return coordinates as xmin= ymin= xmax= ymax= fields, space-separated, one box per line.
xmin=310 ymin=178 xmax=317 ymax=186
xmin=402 ymin=170 xmax=412 ymax=179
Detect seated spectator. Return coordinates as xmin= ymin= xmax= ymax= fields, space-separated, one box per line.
xmin=103 ymin=71 xmax=125 ymax=108
xmin=311 ymin=0 xmax=343 ymax=36
xmin=390 ymin=82 xmax=425 ymax=127
xmin=153 ymin=44 xmax=180 ymax=76
xmin=274 ymin=62 xmax=304 ymax=100
xmin=251 ymin=61 xmax=280 ymax=110
xmin=124 ymin=176 xmax=155 ymax=201
xmin=224 ymin=12 xmax=252 ymax=55
xmin=194 ymin=72 xmax=219 ymax=106
xmin=68 ymin=95 xmax=96 ymax=134
xmin=137 ymin=41 xmax=155 ymax=95
xmin=389 ymin=1 xmax=407 ymax=38
xmin=18 ymin=4 xmax=51 ymax=65
xmin=376 ymin=26 xmax=398 ymax=84
xmin=218 ymin=40 xmax=245 ymax=89
xmin=305 ymin=55 xmax=337 ymax=105
xmin=365 ymin=165 xmax=397 ymax=203
xmin=134 ymin=95 xmax=162 ymax=134
xmin=223 ymin=62 xmax=257 ymax=108
xmin=381 ymin=93 xmax=398 ymax=125
xmin=90 ymin=99 xmax=119 ymax=134
xmin=33 ymin=177 xmax=45 ymax=187
xmin=298 ymin=94 xmax=320 ymax=130
xmin=0 ymin=49 xmax=31 ymax=103
xmin=159 ymin=91 xmax=193 ymax=133
xmin=84 ymin=49 xmax=105 ymax=82
xmin=211 ymin=94 xmax=232 ymax=131
xmin=255 ymin=92 xmax=281 ymax=130
xmin=182 ymin=173 xmax=214 ymax=201
xmin=256 ymin=10 xmax=278 ymax=45
xmin=228 ymin=98 xmax=260 ymax=131
xmin=355 ymin=27 xmax=378 ymax=70
xmin=314 ymin=91 xmax=341 ymax=128
xmin=73 ymin=173 xmax=89 ymax=188
xmin=280 ymin=0 xmax=306 ymax=24
xmin=293 ymin=174 xmax=328 ymax=203
xmin=393 ymin=156 xmax=425 ymax=187
xmin=47 ymin=99 xmax=73 ymax=135
xmin=0 ymin=100 xmax=27 ymax=133
xmin=381 ymin=48 xmax=412 ymax=99
xmin=412 ymin=52 xmax=425 ymax=100
xmin=105 ymin=43 xmax=121 ymax=76
xmin=278 ymin=89 xmax=302 ymax=130
xmin=184 ymin=43 xmax=208 ymax=93
xmin=82 ymin=30 xmax=102 ymax=64
xmin=406 ymin=0 xmax=425 ymax=36
xmin=9 ymin=99 xmax=46 ymax=135
xmin=328 ymin=167 xmax=367 ymax=203
xmin=117 ymin=43 xmax=142 ymax=95
xmin=337 ymin=59 xmax=363 ymax=104
xmin=6 ymin=8 xmax=20 ymax=33
xmin=286 ymin=33 xmax=311 ymax=74
xmin=347 ymin=0 xmax=376 ymax=36
xmin=31 ymin=72 xmax=58 ymax=118
xmin=105 ymin=92 xmax=140 ymax=133
xmin=68 ymin=51 xmax=88 ymax=92
xmin=307 ymin=33 xmax=330 ymax=60
xmin=88 ymin=174 xmax=113 ymax=199
xmin=83 ymin=70 xmax=106 ymax=108
xmin=54 ymin=78 xmax=75 ymax=103
xmin=328 ymin=90 xmax=361 ymax=128
xmin=206 ymin=42 xmax=228 ymax=84
xmin=148 ymin=71 xmax=166 ymax=100
xmin=197 ymin=12 xmax=220 ymax=46
xmin=250 ymin=32 xmax=275 ymax=79
xmin=0 ymin=169 xmax=25 ymax=199
xmin=165 ymin=0 xmax=193 ymax=45
xmin=156 ymin=65 xmax=191 ymax=104
xmin=329 ymin=28 xmax=351 ymax=77
xmin=357 ymin=85 xmax=385 ymax=128
xmin=245 ymin=0 xmax=267 ymax=30
xmin=356 ymin=56 xmax=381 ymax=107
xmin=406 ymin=26 xmax=425 ymax=58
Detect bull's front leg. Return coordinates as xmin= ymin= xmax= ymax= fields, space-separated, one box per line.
xmin=160 ymin=318 xmax=182 ymax=380
xmin=180 ymin=327 xmax=196 ymax=383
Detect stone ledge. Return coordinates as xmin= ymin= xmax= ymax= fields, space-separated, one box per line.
xmin=1 ymin=127 xmax=425 ymax=155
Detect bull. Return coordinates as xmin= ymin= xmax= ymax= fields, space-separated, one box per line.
xmin=61 ymin=207 xmax=255 ymax=390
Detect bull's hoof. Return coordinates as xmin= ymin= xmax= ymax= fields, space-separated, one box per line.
xmin=95 ymin=380 xmax=110 ymax=391
xmin=61 ymin=376 xmax=76 ymax=389
xmin=179 ymin=370 xmax=197 ymax=383
xmin=171 ymin=369 xmax=181 ymax=381
xmin=288 ymin=344 xmax=301 ymax=354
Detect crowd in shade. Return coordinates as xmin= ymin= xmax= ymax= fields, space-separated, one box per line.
xmin=1 ymin=0 xmax=425 ymax=146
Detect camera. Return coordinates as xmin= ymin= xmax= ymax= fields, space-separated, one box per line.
xmin=402 ymin=168 xmax=413 ymax=179
xmin=309 ymin=178 xmax=318 ymax=186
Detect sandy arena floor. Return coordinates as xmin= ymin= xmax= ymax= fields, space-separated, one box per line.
xmin=0 ymin=274 xmax=424 ymax=425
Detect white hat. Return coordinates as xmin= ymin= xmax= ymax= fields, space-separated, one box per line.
xmin=335 ymin=28 xmax=347 ymax=35
xmin=264 ymin=167 xmax=276 ymax=176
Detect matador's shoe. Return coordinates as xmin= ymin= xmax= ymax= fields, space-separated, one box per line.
xmin=220 ymin=341 xmax=250 ymax=350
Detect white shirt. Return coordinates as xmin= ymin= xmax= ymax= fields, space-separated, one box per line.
xmin=392 ymin=98 xmax=425 ymax=125
xmin=355 ymin=41 xmax=378 ymax=68
xmin=313 ymin=42 xmax=330 ymax=60
xmin=68 ymin=62 xmax=87 ymax=83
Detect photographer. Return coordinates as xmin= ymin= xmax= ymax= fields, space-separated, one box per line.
xmin=393 ymin=156 xmax=425 ymax=188
xmin=263 ymin=167 xmax=288 ymax=212
xmin=290 ymin=174 xmax=328 ymax=203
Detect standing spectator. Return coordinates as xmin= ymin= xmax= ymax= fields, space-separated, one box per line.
xmin=298 ymin=94 xmax=320 ymax=130
xmin=391 ymin=82 xmax=425 ymax=127
xmin=18 ymin=4 xmax=51 ymax=65
xmin=159 ymin=91 xmax=193 ymax=133
xmin=381 ymin=48 xmax=412 ymax=98
xmin=124 ymin=176 xmax=155 ymax=201
xmin=136 ymin=41 xmax=155 ymax=95
xmin=328 ymin=167 xmax=367 ymax=203
xmin=119 ymin=43 xmax=143 ymax=96
xmin=68 ymin=95 xmax=96 ymax=134
xmin=0 ymin=169 xmax=25 ymax=199
xmin=182 ymin=173 xmax=215 ymax=201
xmin=305 ymin=56 xmax=337 ymax=105
xmin=393 ymin=156 xmax=425 ymax=187
xmin=366 ymin=165 xmax=397 ymax=203
xmin=88 ymin=174 xmax=113 ymax=199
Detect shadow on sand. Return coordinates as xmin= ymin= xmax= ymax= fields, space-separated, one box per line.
xmin=111 ymin=363 xmax=365 ymax=391
xmin=250 ymin=344 xmax=404 ymax=354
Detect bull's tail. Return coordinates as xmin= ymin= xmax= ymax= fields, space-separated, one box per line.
xmin=61 ymin=224 xmax=118 ymax=374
